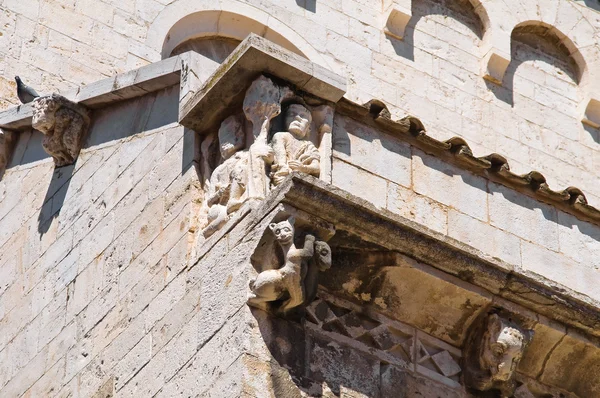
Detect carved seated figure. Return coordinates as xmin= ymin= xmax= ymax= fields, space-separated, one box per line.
xmin=464 ymin=314 xmax=530 ymax=397
xmin=270 ymin=104 xmax=320 ymax=186
xmin=203 ymin=115 xmax=249 ymax=238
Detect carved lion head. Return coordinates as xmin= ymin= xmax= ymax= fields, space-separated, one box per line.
xmin=32 ymin=96 xmax=60 ymax=135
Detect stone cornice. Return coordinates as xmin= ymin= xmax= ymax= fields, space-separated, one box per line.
xmin=0 ymin=52 xmax=189 ymax=131
xmin=253 ymin=173 xmax=600 ymax=340
xmin=336 ymin=99 xmax=600 ymax=228
xmin=178 ymin=33 xmax=346 ymax=135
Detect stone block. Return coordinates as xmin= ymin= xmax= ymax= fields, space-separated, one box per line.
xmin=308 ymin=333 xmax=380 ymax=397
xmin=521 ymin=241 xmax=600 ymax=301
xmin=412 ymin=149 xmax=488 ymax=222
xmin=333 ymin=115 xmax=411 ymax=188
xmin=387 ymin=182 xmax=448 ymax=235
xmin=380 ymin=364 xmax=464 ymax=398
xmin=557 ymin=211 xmax=600 ymax=265
xmin=331 ymin=158 xmax=387 ymax=209
xmin=538 ymin=332 xmax=600 ymax=398
xmin=488 ymin=182 xmax=559 ymax=251
xmin=113 ymin=334 xmax=153 ymax=390
xmin=447 ymin=210 xmax=521 ymax=267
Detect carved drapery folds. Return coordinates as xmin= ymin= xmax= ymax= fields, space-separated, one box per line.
xmin=248 ymin=214 xmax=334 ymax=314
xmin=32 ymin=94 xmax=91 ymax=167
xmin=201 ymin=75 xmax=333 ymax=238
xmin=464 ymin=313 xmax=532 ymax=397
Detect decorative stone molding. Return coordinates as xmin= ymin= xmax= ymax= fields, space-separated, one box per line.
xmin=464 ymin=313 xmax=532 ymax=396
xmin=32 ymin=94 xmax=91 ymax=167
xmin=0 ymin=129 xmax=16 ymax=176
xmin=247 ymin=213 xmax=334 ymax=314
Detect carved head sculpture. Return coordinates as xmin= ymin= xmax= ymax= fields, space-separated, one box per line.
xmin=314 ymin=241 xmax=332 ymax=271
xmin=269 ymin=217 xmax=295 ymax=246
xmin=32 ymin=96 xmax=61 ymax=135
xmin=465 ymin=313 xmax=530 ymax=396
xmin=284 ymin=104 xmax=312 ymax=139
xmin=218 ymin=115 xmax=245 ymax=160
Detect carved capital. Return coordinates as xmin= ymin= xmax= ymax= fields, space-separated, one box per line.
xmin=32 ymin=94 xmax=91 ymax=167
xmin=464 ymin=313 xmax=532 ymax=396
xmin=247 ymin=211 xmax=334 ymax=315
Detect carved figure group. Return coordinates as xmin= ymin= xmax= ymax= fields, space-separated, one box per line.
xmin=32 ymin=94 xmax=90 ymax=167
xmin=247 ymin=217 xmax=332 ymax=313
xmin=202 ymin=76 xmax=325 ymax=238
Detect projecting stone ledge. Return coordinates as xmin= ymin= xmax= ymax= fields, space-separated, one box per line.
xmin=192 ymin=173 xmax=600 ymax=397
xmin=178 ymin=34 xmax=346 ymax=135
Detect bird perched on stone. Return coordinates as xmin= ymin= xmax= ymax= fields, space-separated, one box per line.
xmin=15 ymin=76 xmax=40 ymax=104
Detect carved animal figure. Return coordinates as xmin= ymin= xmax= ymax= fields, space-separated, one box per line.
xmin=270 ymin=104 xmax=320 ymax=186
xmin=464 ymin=313 xmax=529 ymax=397
xmin=303 ymin=240 xmax=332 ymax=304
xmin=32 ymin=94 xmax=90 ymax=167
xmin=248 ymin=218 xmax=315 ymax=312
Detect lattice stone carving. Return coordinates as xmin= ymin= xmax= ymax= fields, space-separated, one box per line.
xmin=306 ymin=295 xmax=462 ymax=388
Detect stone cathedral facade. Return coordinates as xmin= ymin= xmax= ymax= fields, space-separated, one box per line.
xmin=0 ymin=0 xmax=600 ymax=397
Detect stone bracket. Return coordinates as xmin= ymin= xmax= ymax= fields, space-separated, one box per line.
xmin=482 ymin=48 xmax=511 ymax=85
xmin=0 ymin=129 xmax=17 ymax=176
xmin=32 ymin=94 xmax=91 ymax=167
xmin=178 ymin=33 xmax=347 ymax=135
xmin=247 ymin=203 xmax=335 ymax=315
xmin=383 ymin=2 xmax=412 ymax=41
xmin=582 ymin=97 xmax=600 ymax=128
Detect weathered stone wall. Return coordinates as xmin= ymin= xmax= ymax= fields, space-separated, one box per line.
xmin=0 ymin=86 xmax=201 ymax=396
xmin=0 ymin=0 xmax=598 ymax=204
xmin=331 ymin=114 xmax=600 ymax=305
xmin=0 ymin=0 xmax=599 ymax=397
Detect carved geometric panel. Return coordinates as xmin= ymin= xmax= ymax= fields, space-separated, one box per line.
xmin=305 ymin=294 xmax=462 ymax=388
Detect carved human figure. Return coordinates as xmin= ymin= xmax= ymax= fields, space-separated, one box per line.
xmin=464 ymin=314 xmax=530 ymax=397
xmin=270 ymin=104 xmax=320 ymax=186
xmin=32 ymin=94 xmax=90 ymax=167
xmin=203 ymin=115 xmax=248 ymax=238
xmin=248 ymin=217 xmax=317 ymax=312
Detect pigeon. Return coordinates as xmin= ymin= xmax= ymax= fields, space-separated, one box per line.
xmin=15 ymin=76 xmax=40 ymax=104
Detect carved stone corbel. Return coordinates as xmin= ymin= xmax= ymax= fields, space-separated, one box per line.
xmin=247 ymin=213 xmax=334 ymax=315
xmin=0 ymin=129 xmax=17 ymax=176
xmin=464 ymin=313 xmax=532 ymax=397
xmin=32 ymin=94 xmax=91 ymax=167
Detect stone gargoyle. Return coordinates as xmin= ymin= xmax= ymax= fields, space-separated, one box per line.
xmin=32 ymin=94 xmax=91 ymax=167
xmin=247 ymin=216 xmax=332 ymax=314
xmin=464 ymin=313 xmax=532 ymax=397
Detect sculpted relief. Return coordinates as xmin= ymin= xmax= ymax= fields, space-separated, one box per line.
xmin=32 ymin=94 xmax=91 ymax=167
xmin=201 ymin=75 xmax=332 ymax=238
xmin=248 ymin=216 xmax=332 ymax=314
xmin=464 ymin=313 xmax=531 ymax=397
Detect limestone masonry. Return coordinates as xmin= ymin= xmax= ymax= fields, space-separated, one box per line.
xmin=0 ymin=1 xmax=599 ymax=397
